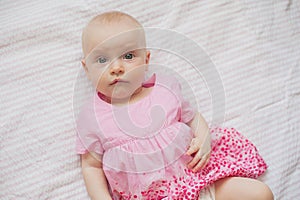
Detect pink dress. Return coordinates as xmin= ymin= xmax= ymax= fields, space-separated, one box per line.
xmin=76 ymin=74 xmax=267 ymax=200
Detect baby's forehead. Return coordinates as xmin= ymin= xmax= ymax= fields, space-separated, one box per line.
xmin=83 ymin=21 xmax=146 ymax=56
xmin=87 ymin=17 xmax=143 ymax=34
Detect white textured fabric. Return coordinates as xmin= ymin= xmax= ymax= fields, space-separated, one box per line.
xmin=199 ymin=184 xmax=215 ymax=200
xmin=1 ymin=1 xmax=299 ymax=200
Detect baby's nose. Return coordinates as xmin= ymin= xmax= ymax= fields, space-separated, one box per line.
xmin=110 ymin=60 xmax=124 ymax=76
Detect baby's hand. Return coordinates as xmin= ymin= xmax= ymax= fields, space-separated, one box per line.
xmin=186 ymin=136 xmax=211 ymax=172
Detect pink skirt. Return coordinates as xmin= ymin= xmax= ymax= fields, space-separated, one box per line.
xmin=109 ymin=127 xmax=267 ymax=200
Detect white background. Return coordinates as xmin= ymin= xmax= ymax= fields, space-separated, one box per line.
xmin=1 ymin=0 xmax=299 ymax=199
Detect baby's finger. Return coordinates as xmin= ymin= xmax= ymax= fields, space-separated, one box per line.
xmin=186 ymin=145 xmax=198 ymax=156
xmin=202 ymin=154 xmax=210 ymax=168
xmin=192 ymin=153 xmax=210 ymax=172
xmin=187 ymin=151 xmax=202 ymax=169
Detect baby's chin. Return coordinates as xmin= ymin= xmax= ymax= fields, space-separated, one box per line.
xmin=101 ymin=90 xmax=135 ymax=104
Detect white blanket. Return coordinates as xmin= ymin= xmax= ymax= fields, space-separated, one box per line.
xmin=1 ymin=0 xmax=299 ymax=199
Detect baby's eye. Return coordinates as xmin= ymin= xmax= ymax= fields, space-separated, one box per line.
xmin=97 ymin=57 xmax=108 ymax=64
xmin=123 ymin=53 xmax=134 ymax=60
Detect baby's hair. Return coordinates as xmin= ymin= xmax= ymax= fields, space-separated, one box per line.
xmin=82 ymin=11 xmax=145 ymax=56
xmin=88 ymin=11 xmax=143 ymax=27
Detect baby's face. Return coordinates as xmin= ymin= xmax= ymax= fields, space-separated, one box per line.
xmin=82 ymin=20 xmax=150 ymax=103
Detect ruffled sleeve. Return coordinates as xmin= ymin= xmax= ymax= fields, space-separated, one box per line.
xmin=75 ymin=100 xmax=104 ymax=155
xmin=164 ymin=75 xmax=196 ymax=123
xmin=176 ymin=82 xmax=195 ymax=123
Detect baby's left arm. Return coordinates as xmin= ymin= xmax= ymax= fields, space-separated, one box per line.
xmin=186 ymin=112 xmax=211 ymax=172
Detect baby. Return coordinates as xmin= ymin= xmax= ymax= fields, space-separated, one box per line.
xmin=76 ymin=11 xmax=274 ymax=200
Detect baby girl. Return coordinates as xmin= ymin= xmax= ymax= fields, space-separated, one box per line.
xmin=76 ymin=11 xmax=273 ymax=200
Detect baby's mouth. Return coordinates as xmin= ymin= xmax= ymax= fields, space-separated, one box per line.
xmin=109 ymin=78 xmax=129 ymax=85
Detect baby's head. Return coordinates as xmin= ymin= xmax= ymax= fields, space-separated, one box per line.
xmin=81 ymin=11 xmax=150 ymax=103
xmin=82 ymin=11 xmax=146 ymax=57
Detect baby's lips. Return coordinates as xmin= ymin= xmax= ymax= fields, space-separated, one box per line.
xmin=109 ymin=78 xmax=128 ymax=85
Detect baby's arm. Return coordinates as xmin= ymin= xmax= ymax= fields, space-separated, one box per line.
xmin=81 ymin=152 xmax=112 ymax=200
xmin=186 ymin=112 xmax=211 ymax=172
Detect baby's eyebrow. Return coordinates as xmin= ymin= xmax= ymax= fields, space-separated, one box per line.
xmin=92 ymin=47 xmax=105 ymax=53
xmin=121 ymin=41 xmax=146 ymax=50
xmin=89 ymin=49 xmax=106 ymax=56
xmin=121 ymin=47 xmax=146 ymax=55
xmin=88 ymin=42 xmax=145 ymax=59
xmin=123 ymin=42 xmax=138 ymax=48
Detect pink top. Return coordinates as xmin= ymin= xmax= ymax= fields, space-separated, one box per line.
xmin=75 ymin=74 xmax=267 ymax=199
xmin=76 ymin=74 xmax=195 ymax=193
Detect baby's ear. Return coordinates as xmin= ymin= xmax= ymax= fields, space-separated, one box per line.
xmin=145 ymin=51 xmax=151 ymax=71
xmin=81 ymin=59 xmax=88 ymax=72
xmin=81 ymin=59 xmax=91 ymax=80
xmin=145 ymin=51 xmax=151 ymax=64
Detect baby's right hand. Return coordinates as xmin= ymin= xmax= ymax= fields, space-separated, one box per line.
xmin=186 ymin=136 xmax=211 ymax=172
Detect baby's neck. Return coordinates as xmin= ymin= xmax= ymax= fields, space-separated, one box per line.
xmin=97 ymin=86 xmax=153 ymax=106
